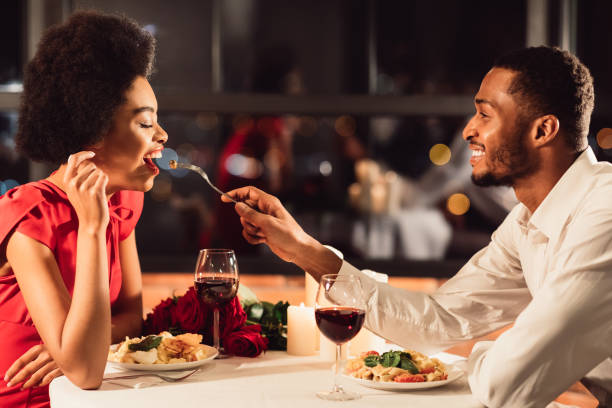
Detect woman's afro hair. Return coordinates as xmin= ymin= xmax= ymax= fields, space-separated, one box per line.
xmin=16 ymin=10 xmax=156 ymax=164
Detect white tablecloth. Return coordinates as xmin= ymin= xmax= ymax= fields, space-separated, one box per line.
xmin=49 ymin=351 xmax=484 ymax=408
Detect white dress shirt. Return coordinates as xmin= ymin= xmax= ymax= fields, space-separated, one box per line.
xmin=337 ymin=147 xmax=612 ymax=407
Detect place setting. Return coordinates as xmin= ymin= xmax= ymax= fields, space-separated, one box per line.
xmin=102 ymin=247 xmax=241 ymax=388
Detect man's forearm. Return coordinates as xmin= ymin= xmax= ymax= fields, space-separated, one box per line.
xmin=293 ymin=237 xmax=342 ymax=282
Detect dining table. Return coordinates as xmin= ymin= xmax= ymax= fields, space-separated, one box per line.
xmin=50 ymin=351 xmax=484 ymax=408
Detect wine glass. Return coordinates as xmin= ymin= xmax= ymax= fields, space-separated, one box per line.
xmin=194 ymin=249 xmax=239 ymax=358
xmin=315 ymin=274 xmax=366 ymax=401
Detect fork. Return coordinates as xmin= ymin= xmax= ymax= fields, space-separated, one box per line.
xmin=169 ymin=161 xmax=262 ymax=212
xmin=103 ymin=368 xmax=200 ymax=383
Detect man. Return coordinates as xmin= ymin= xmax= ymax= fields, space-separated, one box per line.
xmin=222 ymin=47 xmax=612 ymax=407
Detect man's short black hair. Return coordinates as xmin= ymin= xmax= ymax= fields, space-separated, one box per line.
xmin=16 ymin=10 xmax=156 ymax=164
xmin=493 ymin=46 xmax=594 ymax=152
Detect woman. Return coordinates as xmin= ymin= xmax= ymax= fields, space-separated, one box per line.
xmin=0 ymin=11 xmax=167 ymax=407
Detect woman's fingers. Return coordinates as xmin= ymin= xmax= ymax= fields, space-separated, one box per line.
xmin=21 ymin=361 xmax=58 ymax=389
xmin=94 ymin=170 xmax=109 ymax=192
xmin=6 ymin=354 xmax=52 ymax=387
xmin=71 ymin=163 xmax=98 ymax=190
xmin=4 ymin=345 xmax=44 ymax=384
xmin=63 ymin=151 xmax=95 ymax=185
xmin=40 ymin=368 xmax=63 ymax=387
xmin=81 ymin=169 xmax=106 ymax=192
xmin=4 ymin=343 xmax=62 ymax=389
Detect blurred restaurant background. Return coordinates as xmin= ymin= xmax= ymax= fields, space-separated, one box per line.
xmin=1 ymin=0 xmax=612 ymax=279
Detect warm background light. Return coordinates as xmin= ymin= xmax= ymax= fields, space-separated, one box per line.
xmin=334 ymin=115 xmax=356 ymax=138
xmin=447 ymin=193 xmax=470 ymax=215
xmin=429 ymin=143 xmax=451 ymax=166
xmin=596 ymin=128 xmax=612 ymax=149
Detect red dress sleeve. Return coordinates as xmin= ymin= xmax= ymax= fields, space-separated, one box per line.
xmin=0 ymin=184 xmax=57 ymax=250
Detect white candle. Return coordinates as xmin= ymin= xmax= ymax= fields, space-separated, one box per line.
xmin=304 ymin=273 xmax=321 ymax=350
xmin=304 ymin=272 xmax=318 ymax=307
xmin=287 ymin=303 xmax=317 ymax=356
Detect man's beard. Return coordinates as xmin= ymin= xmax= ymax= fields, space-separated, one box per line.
xmin=471 ymin=119 xmax=537 ymax=187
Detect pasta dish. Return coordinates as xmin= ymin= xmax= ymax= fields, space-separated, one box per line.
xmin=345 ymin=349 xmax=448 ymax=383
xmin=108 ymin=331 xmax=215 ymax=364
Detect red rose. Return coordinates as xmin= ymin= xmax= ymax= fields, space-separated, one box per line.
xmin=143 ymin=297 xmax=177 ymax=335
xmin=202 ymin=297 xmax=247 ymax=346
xmin=223 ymin=324 xmax=269 ymax=357
xmin=219 ymin=297 xmax=247 ymax=337
xmin=174 ymin=287 xmax=207 ymax=333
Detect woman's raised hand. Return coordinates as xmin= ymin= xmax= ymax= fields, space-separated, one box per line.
xmin=62 ymin=151 xmax=109 ymax=233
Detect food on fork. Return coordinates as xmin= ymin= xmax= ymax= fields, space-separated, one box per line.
xmin=108 ymin=332 xmax=215 ymax=364
xmin=345 ymin=349 xmax=448 ymax=383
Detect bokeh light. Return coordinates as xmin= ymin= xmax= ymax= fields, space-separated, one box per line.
xmin=155 ymin=148 xmax=179 ymax=171
xmin=195 ymin=112 xmax=219 ymax=131
xmin=226 ymin=154 xmax=263 ymax=179
xmin=0 ymin=179 xmax=19 ymax=195
xmin=447 ymin=193 xmax=470 ymax=215
xmin=177 ymin=143 xmax=196 ymax=162
xmin=334 ymin=115 xmax=356 ymax=138
xmin=429 ymin=144 xmax=451 ymax=166
xmin=319 ymin=160 xmax=332 ymax=176
xmin=596 ymin=128 xmax=612 ymax=149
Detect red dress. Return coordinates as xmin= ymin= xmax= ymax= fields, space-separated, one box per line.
xmin=0 ymin=180 xmax=143 ymax=407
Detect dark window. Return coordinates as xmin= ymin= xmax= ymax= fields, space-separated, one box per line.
xmin=0 ymin=0 xmax=24 ymax=86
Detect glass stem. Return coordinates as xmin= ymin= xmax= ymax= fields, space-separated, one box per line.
xmin=333 ymin=344 xmax=344 ymax=393
xmin=213 ymin=307 xmax=220 ymax=350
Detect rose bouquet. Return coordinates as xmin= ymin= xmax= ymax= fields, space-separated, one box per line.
xmin=143 ymin=286 xmax=268 ymax=357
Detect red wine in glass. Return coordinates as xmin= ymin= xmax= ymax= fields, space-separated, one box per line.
xmin=315 ymin=307 xmax=365 ymax=344
xmin=315 ymin=274 xmax=366 ymax=401
xmin=194 ymin=249 xmax=239 ymax=359
xmin=195 ymin=278 xmax=239 ymax=305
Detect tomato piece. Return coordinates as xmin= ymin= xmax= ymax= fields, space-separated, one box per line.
xmin=359 ymin=350 xmax=380 ymax=358
xmin=420 ymin=367 xmax=435 ymax=374
xmin=393 ymin=374 xmax=425 ymax=383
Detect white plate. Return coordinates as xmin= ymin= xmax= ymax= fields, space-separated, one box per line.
xmin=107 ymin=344 xmax=218 ymax=371
xmin=342 ymin=364 xmax=464 ymax=391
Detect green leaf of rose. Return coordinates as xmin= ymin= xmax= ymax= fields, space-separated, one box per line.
xmin=247 ymin=303 xmax=264 ymax=322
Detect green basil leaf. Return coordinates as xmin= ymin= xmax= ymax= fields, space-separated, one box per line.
xmin=380 ymin=351 xmax=401 ymax=367
xmin=389 ymin=352 xmax=401 ymax=367
xmin=128 ymin=335 xmax=162 ymax=351
xmin=400 ymin=358 xmax=419 ymax=374
xmin=364 ymin=355 xmax=380 ymax=367
xmin=400 ymin=352 xmax=412 ymax=360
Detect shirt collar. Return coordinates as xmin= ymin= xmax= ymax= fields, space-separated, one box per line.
xmin=521 ymin=147 xmax=598 ymax=241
